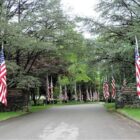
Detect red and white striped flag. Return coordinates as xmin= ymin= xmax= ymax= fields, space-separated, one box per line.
xmin=50 ymin=77 xmax=54 ymax=101
xmin=46 ymin=75 xmax=50 ymax=101
xmin=0 ymin=48 xmax=7 ymax=105
xmin=103 ymin=81 xmax=110 ymax=99
xmin=111 ymin=77 xmax=116 ymax=99
xmin=86 ymin=88 xmax=90 ymax=101
xmin=135 ymin=36 xmax=140 ymax=98
xmin=64 ymin=85 xmax=68 ymax=101
xmin=90 ymin=88 xmax=93 ymax=101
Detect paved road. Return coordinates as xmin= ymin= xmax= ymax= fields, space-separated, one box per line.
xmin=0 ymin=104 xmax=140 ymax=140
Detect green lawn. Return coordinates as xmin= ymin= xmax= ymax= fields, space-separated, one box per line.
xmin=0 ymin=105 xmax=52 ymax=121
xmin=104 ymin=103 xmax=115 ymax=111
xmin=118 ymin=108 xmax=140 ymax=121
xmin=104 ymin=103 xmax=140 ymax=122
xmin=0 ymin=111 xmax=26 ymax=121
xmin=57 ymin=101 xmax=96 ymax=105
xmin=29 ymin=105 xmax=53 ymax=112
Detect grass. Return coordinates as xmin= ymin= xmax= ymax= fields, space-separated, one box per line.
xmin=104 ymin=103 xmax=115 ymax=111
xmin=29 ymin=101 xmax=98 ymax=113
xmin=118 ymin=108 xmax=140 ymax=121
xmin=104 ymin=102 xmax=140 ymax=122
xmin=57 ymin=101 xmax=97 ymax=105
xmin=0 ymin=101 xmax=97 ymax=121
xmin=29 ymin=105 xmax=53 ymax=112
xmin=0 ymin=105 xmax=53 ymax=121
xmin=0 ymin=111 xmax=26 ymax=121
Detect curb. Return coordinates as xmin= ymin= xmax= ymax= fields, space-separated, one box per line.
xmin=0 ymin=112 xmax=31 ymax=123
xmin=104 ymin=103 xmax=140 ymax=125
xmin=116 ymin=110 xmax=140 ymax=125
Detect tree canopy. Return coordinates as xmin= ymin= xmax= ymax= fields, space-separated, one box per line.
xmin=0 ymin=0 xmax=140 ymax=103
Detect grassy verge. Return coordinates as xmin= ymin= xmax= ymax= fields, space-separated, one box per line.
xmin=117 ymin=108 xmax=140 ymax=121
xmin=57 ymin=101 xmax=97 ymax=105
xmin=104 ymin=103 xmax=140 ymax=122
xmin=104 ymin=103 xmax=116 ymax=111
xmin=0 ymin=111 xmax=26 ymax=121
xmin=29 ymin=105 xmax=53 ymax=112
xmin=0 ymin=101 xmax=97 ymax=121
xmin=0 ymin=105 xmax=53 ymax=121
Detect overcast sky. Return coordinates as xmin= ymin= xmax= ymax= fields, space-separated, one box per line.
xmin=61 ymin=0 xmax=99 ymax=17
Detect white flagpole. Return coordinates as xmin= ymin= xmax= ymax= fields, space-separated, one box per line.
xmin=51 ymin=76 xmax=53 ymax=101
xmin=135 ymin=36 xmax=139 ymax=50
xmin=2 ymin=41 xmax=4 ymax=49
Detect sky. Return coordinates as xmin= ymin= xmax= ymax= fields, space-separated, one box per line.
xmin=61 ymin=0 xmax=99 ymax=17
xmin=61 ymin=0 xmax=99 ymax=38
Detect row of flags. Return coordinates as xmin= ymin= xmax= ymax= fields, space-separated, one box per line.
xmin=103 ymin=76 xmax=118 ymax=100
xmin=59 ymin=85 xmax=68 ymax=101
xmin=59 ymin=85 xmax=99 ymax=102
xmin=102 ymin=36 xmax=140 ymax=100
xmin=46 ymin=37 xmax=140 ymax=101
xmin=86 ymin=88 xmax=99 ymax=101
xmin=0 ymin=36 xmax=140 ymax=105
xmin=103 ymin=77 xmax=127 ymax=100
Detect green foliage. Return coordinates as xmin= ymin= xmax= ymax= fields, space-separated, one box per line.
xmin=2 ymin=0 xmax=138 ymax=100
xmin=104 ymin=103 xmax=115 ymax=111
xmin=59 ymin=76 xmax=70 ymax=86
xmin=68 ymin=63 xmax=91 ymax=82
xmin=78 ymin=0 xmax=140 ymax=88
xmin=17 ymin=76 xmax=41 ymax=90
xmin=53 ymin=86 xmax=60 ymax=98
xmin=0 ymin=111 xmax=26 ymax=121
xmin=7 ymin=61 xmax=20 ymax=75
xmin=118 ymin=108 xmax=140 ymax=121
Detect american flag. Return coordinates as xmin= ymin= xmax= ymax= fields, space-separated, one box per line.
xmin=46 ymin=75 xmax=50 ymax=101
xmin=89 ymin=88 xmax=93 ymax=101
xmin=135 ymin=36 xmax=140 ymax=98
xmin=103 ymin=81 xmax=110 ymax=99
xmin=111 ymin=77 xmax=116 ymax=99
xmin=50 ymin=77 xmax=54 ymax=101
xmin=0 ymin=49 xmax=7 ymax=105
xmin=86 ymin=88 xmax=90 ymax=101
xmin=64 ymin=85 xmax=68 ymax=101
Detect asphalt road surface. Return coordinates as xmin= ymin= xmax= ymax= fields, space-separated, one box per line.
xmin=0 ymin=103 xmax=140 ymax=140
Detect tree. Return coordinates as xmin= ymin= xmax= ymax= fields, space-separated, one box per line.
xmin=77 ymin=0 xmax=140 ymax=87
